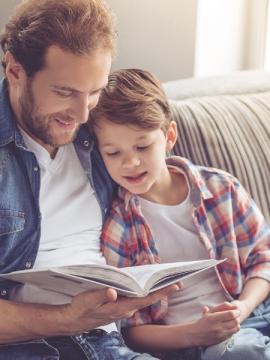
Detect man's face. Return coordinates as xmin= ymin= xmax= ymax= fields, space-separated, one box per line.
xmin=14 ymin=45 xmax=112 ymax=154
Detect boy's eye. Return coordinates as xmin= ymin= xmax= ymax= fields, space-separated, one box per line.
xmin=106 ymin=151 xmax=120 ymax=157
xmin=137 ymin=145 xmax=150 ymax=151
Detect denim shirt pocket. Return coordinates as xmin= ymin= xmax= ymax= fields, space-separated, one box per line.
xmin=0 ymin=209 xmax=25 ymax=237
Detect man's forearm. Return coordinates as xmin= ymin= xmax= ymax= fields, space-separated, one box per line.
xmin=0 ymin=299 xmax=71 ymax=343
xmin=0 ymin=285 xmax=179 ymax=344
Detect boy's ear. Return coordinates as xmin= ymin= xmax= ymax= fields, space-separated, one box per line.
xmin=5 ymin=51 xmax=26 ymax=86
xmin=165 ymin=120 xmax=178 ymax=152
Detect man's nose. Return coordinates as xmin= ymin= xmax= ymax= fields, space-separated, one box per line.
xmin=71 ymin=96 xmax=97 ymax=124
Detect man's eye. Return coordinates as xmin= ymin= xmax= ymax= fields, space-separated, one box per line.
xmin=55 ymin=91 xmax=72 ymax=98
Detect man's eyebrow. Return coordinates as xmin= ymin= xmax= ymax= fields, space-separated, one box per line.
xmin=50 ymin=84 xmax=107 ymax=95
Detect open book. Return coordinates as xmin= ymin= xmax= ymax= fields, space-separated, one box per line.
xmin=0 ymin=259 xmax=225 ymax=297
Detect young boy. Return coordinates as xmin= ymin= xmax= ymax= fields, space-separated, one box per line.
xmin=89 ymin=69 xmax=270 ymax=360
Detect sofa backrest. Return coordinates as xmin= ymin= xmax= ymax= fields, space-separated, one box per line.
xmin=169 ymin=91 xmax=270 ymax=224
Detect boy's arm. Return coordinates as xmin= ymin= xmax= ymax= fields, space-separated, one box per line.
xmin=122 ymin=305 xmax=240 ymax=352
xmin=231 ymin=277 xmax=270 ymax=323
xmin=231 ymin=178 xmax=270 ymax=282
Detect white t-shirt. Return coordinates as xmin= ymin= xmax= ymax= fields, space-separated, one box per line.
xmin=11 ymin=129 xmax=117 ymax=332
xmin=139 ymin=177 xmax=228 ymax=325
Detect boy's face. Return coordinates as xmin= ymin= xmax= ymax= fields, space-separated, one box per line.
xmin=94 ymin=118 xmax=177 ymax=200
xmin=6 ymin=45 xmax=111 ymax=156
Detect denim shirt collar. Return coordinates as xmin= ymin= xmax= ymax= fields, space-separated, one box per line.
xmin=0 ymin=78 xmax=21 ymax=147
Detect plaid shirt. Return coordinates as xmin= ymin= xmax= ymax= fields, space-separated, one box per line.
xmin=101 ymin=156 xmax=270 ymax=327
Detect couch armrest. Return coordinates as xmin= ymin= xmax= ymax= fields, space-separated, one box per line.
xmin=163 ymin=70 xmax=270 ymax=100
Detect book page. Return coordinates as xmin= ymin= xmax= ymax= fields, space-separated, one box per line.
xmin=0 ymin=259 xmax=225 ymax=298
xmin=59 ymin=264 xmax=142 ymax=293
xmin=121 ymin=259 xmax=222 ymax=291
xmin=1 ymin=269 xmax=140 ymax=297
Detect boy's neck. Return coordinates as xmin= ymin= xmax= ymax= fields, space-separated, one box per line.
xmin=139 ymin=171 xmax=188 ymax=206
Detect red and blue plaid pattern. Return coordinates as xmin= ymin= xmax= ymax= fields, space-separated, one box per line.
xmin=101 ymin=156 xmax=270 ymax=327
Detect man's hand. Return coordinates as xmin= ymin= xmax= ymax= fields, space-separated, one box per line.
xmin=61 ymin=284 xmax=180 ymax=335
xmin=188 ymin=302 xmax=241 ymax=346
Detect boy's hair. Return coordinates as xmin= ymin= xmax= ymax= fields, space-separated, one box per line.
xmin=1 ymin=0 xmax=117 ymax=77
xmin=90 ymin=68 xmax=172 ymax=133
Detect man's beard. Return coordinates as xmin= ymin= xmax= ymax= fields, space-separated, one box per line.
xmin=18 ymin=79 xmax=80 ymax=148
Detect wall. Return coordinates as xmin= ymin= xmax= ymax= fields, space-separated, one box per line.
xmin=0 ymin=0 xmax=18 ymax=26
xmin=0 ymin=0 xmax=20 ymax=77
xmin=106 ymin=0 xmax=198 ymax=82
xmin=0 ymin=1 xmax=267 ymax=81
xmin=194 ymin=0 xmax=268 ymax=77
xmin=244 ymin=0 xmax=269 ymax=69
xmin=0 ymin=0 xmax=198 ymax=81
xmin=195 ymin=0 xmax=247 ymax=77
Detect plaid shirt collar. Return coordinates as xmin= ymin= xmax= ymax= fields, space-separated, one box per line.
xmin=119 ymin=156 xmax=213 ymax=210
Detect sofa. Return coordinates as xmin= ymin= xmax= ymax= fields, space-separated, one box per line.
xmin=163 ymin=70 xmax=270 ymax=224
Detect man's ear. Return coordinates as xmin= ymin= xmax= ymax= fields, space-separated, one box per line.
xmin=165 ymin=120 xmax=178 ymax=152
xmin=5 ymin=51 xmax=26 ymax=86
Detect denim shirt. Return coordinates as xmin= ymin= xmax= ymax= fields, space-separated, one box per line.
xmin=0 ymin=78 xmax=116 ymax=299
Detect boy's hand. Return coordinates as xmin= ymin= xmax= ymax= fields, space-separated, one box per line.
xmin=230 ymin=299 xmax=252 ymax=323
xmin=189 ymin=302 xmax=241 ymax=346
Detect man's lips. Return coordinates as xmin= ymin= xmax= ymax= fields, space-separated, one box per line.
xmin=123 ymin=171 xmax=147 ymax=183
xmin=54 ymin=117 xmax=76 ymax=128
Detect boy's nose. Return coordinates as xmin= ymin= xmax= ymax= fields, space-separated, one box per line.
xmin=122 ymin=155 xmax=141 ymax=168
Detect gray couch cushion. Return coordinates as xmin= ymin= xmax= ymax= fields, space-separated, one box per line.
xmin=170 ymin=91 xmax=270 ymax=223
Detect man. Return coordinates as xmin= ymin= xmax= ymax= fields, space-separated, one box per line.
xmin=0 ymin=1 xmax=178 ymax=358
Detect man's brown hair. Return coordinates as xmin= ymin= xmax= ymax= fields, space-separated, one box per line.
xmin=1 ymin=0 xmax=117 ymax=76
xmin=90 ymin=68 xmax=172 ymax=133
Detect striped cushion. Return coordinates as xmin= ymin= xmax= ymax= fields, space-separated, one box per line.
xmin=169 ymin=92 xmax=270 ymax=223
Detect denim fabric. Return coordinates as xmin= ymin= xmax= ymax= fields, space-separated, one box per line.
xmin=0 ymin=339 xmax=59 ymax=360
xmin=73 ymin=330 xmax=159 ymax=359
xmin=0 ymin=332 xmax=159 ymax=360
xmin=0 ymin=78 xmax=116 ymax=299
xmin=156 ymin=296 xmax=270 ymax=360
xmin=201 ymin=296 xmax=270 ymax=360
xmin=241 ymin=293 xmax=270 ymax=333
xmin=201 ymin=328 xmax=270 ymax=360
xmin=160 ymin=347 xmax=201 ymax=360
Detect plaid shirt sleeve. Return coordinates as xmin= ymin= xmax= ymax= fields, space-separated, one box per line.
xmin=101 ymin=198 xmax=167 ymax=327
xmin=232 ymin=178 xmax=270 ymax=281
xmin=207 ymin=173 xmax=270 ymax=295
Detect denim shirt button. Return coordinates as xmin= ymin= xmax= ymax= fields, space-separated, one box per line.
xmin=33 ymin=166 xmax=39 ymax=172
xmin=25 ymin=261 xmax=32 ymax=269
xmin=0 ymin=289 xmax=7 ymax=296
xmin=83 ymin=140 xmax=89 ymax=147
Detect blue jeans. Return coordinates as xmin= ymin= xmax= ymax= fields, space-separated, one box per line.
xmin=160 ymin=296 xmax=270 ymax=360
xmin=201 ymin=295 xmax=270 ymax=360
xmin=0 ymin=330 xmax=158 ymax=360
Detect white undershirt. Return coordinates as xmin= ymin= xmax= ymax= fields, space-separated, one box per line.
xmin=139 ymin=179 xmax=228 ymax=325
xmin=11 ymin=129 xmax=117 ymax=332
